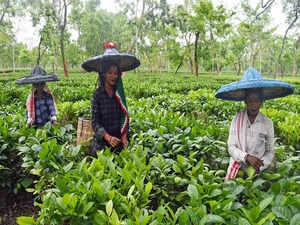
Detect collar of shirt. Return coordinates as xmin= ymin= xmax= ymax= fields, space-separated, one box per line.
xmin=246 ymin=111 xmax=263 ymax=127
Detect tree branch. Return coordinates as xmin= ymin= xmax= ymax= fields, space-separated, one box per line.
xmin=261 ymin=0 xmax=275 ymax=8
xmin=37 ymin=36 xmax=43 ymax=65
xmin=0 ymin=0 xmax=10 ymax=25
xmin=256 ymin=0 xmax=275 ymax=19
xmin=277 ymin=6 xmax=299 ymax=76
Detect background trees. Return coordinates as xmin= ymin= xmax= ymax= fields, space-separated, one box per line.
xmin=0 ymin=0 xmax=299 ymax=76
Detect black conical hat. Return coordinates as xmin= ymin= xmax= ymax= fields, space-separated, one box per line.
xmin=16 ymin=65 xmax=60 ymax=85
xmin=81 ymin=42 xmax=140 ymax=73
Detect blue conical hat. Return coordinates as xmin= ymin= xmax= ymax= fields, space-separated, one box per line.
xmin=215 ymin=67 xmax=294 ymax=101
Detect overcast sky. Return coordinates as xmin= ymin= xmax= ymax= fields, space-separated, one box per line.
xmin=13 ymin=0 xmax=287 ymax=49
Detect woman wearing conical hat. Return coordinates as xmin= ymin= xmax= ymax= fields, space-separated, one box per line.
xmin=16 ymin=65 xmax=59 ymax=128
xmin=81 ymin=42 xmax=140 ymax=156
xmin=215 ymin=67 xmax=294 ymax=180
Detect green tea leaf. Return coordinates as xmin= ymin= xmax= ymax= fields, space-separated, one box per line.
xmin=257 ymin=212 xmax=275 ymax=225
xmin=250 ymin=206 xmax=261 ymax=221
xmin=106 ymin=200 xmax=113 ymax=217
xmin=252 ymin=178 xmax=265 ymax=188
xmin=111 ymin=209 xmax=120 ymax=225
xmin=39 ymin=145 xmax=49 ymax=160
xmin=17 ymin=216 xmax=35 ymax=225
xmin=263 ymin=172 xmax=281 ymax=181
xmin=199 ymin=214 xmax=225 ymax=225
xmin=238 ymin=217 xmax=251 ymax=225
xmin=93 ymin=210 xmax=108 ymax=225
xmin=227 ymin=185 xmax=244 ymax=198
xmin=179 ymin=210 xmax=191 ymax=225
xmin=187 ymin=184 xmax=198 ymax=201
xmin=83 ymin=202 xmax=94 ymax=214
xmin=270 ymin=182 xmax=281 ymax=194
xmin=247 ymin=166 xmax=256 ymax=179
xmin=145 ymin=182 xmax=152 ymax=197
xmin=127 ymin=185 xmax=135 ymax=199
xmin=272 ymin=206 xmax=292 ymax=220
xmin=259 ymin=196 xmax=273 ymax=212
xmin=63 ymin=162 xmax=73 ymax=172
xmin=20 ymin=178 xmax=33 ymax=188
xmin=30 ymin=168 xmax=41 ymax=176
xmin=210 ymin=189 xmax=222 ymax=197
xmin=177 ymin=155 xmax=185 ymax=165
xmin=291 ymin=213 xmax=300 ymax=225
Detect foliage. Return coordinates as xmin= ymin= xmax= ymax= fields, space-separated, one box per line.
xmin=0 ymin=72 xmax=299 ymax=224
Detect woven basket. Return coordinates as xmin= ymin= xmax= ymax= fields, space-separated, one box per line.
xmin=76 ymin=117 xmax=94 ymax=145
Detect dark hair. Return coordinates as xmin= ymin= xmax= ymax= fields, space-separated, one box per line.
xmin=245 ymin=88 xmax=264 ymax=102
xmin=98 ymin=62 xmax=121 ymax=87
xmin=33 ymin=82 xmax=46 ymax=86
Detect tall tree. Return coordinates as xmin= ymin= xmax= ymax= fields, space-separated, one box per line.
xmin=279 ymin=0 xmax=300 ymax=76
xmin=239 ymin=2 xmax=273 ymax=69
xmin=70 ymin=0 xmax=132 ymax=58
xmin=28 ymin=0 xmax=73 ymax=77
xmin=189 ymin=0 xmax=232 ymax=75
xmin=255 ymin=0 xmax=300 ymax=76
xmin=115 ymin=0 xmax=163 ymax=55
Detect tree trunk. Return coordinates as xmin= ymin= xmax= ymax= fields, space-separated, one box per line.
xmin=292 ymin=52 xmax=298 ymax=76
xmin=126 ymin=0 xmax=145 ymax=54
xmin=292 ymin=36 xmax=300 ymax=76
xmin=175 ymin=61 xmax=183 ymax=74
xmin=12 ymin=44 xmax=15 ymax=72
xmin=0 ymin=9 xmax=6 ymax=25
xmin=273 ymin=62 xmax=278 ymax=77
xmin=237 ymin=58 xmax=241 ymax=75
xmin=60 ymin=37 xmax=69 ymax=77
xmin=189 ymin=57 xmax=194 ymax=74
xmin=60 ymin=0 xmax=69 ymax=77
xmin=194 ymin=31 xmax=200 ymax=76
xmin=250 ymin=52 xmax=256 ymax=67
xmin=54 ymin=47 xmax=59 ymax=73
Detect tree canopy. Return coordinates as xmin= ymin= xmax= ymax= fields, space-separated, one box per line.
xmin=0 ymin=0 xmax=299 ymax=76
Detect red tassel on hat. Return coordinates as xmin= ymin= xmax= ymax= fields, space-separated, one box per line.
xmin=104 ymin=42 xmax=117 ymax=49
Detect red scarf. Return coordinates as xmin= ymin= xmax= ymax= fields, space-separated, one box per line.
xmin=225 ymin=110 xmax=247 ymax=181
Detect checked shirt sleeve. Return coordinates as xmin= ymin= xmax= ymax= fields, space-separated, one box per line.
xmin=46 ymin=96 xmax=57 ymax=122
xmin=91 ymin=91 xmax=106 ymax=141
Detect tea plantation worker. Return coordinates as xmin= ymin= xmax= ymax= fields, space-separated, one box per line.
xmin=16 ymin=65 xmax=59 ymax=128
xmin=81 ymin=42 xmax=140 ymax=156
xmin=215 ymin=67 xmax=294 ymax=181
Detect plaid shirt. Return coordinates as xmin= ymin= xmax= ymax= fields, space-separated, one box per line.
xmin=28 ymin=91 xmax=56 ymax=128
xmin=90 ymin=87 xmax=125 ymax=155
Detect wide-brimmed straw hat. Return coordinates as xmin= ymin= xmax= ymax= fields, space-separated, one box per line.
xmin=81 ymin=42 xmax=140 ymax=73
xmin=16 ymin=65 xmax=59 ymax=85
xmin=215 ymin=67 xmax=294 ymax=101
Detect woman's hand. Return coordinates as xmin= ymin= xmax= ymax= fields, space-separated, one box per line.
xmin=52 ymin=120 xmax=58 ymax=126
xmin=121 ymin=134 xmax=129 ymax=148
xmin=245 ymin=154 xmax=264 ymax=172
xmin=104 ymin=133 xmax=120 ymax=147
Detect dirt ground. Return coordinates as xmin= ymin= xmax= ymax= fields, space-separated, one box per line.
xmin=0 ymin=189 xmax=38 ymax=225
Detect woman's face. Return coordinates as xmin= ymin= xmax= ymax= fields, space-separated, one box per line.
xmin=245 ymin=92 xmax=262 ymax=117
xmin=105 ymin=65 xmax=119 ymax=87
xmin=33 ymin=82 xmax=45 ymax=91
